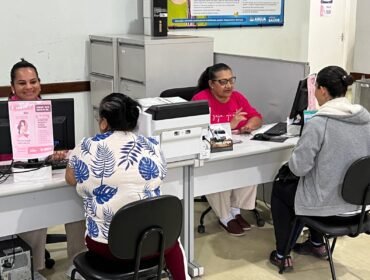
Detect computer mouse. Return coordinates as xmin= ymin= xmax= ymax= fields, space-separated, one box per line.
xmin=253 ymin=133 xmax=271 ymax=141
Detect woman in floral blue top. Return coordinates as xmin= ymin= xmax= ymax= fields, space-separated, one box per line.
xmin=65 ymin=93 xmax=188 ymax=280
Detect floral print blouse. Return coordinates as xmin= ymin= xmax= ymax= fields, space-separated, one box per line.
xmin=69 ymin=131 xmax=167 ymax=243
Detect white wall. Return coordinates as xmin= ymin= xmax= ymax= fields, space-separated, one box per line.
xmin=169 ymin=0 xmax=310 ymax=62
xmin=307 ymin=0 xmax=356 ymax=73
xmin=1 ymin=0 xmax=359 ymax=82
xmin=0 ymin=0 xmax=145 ymax=139
xmin=0 ymin=0 xmax=143 ymax=85
xmin=1 ymin=0 xmax=360 ymax=141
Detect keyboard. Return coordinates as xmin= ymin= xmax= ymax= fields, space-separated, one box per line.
xmin=264 ymin=122 xmax=287 ymax=136
xmin=49 ymin=159 xmax=69 ymax=170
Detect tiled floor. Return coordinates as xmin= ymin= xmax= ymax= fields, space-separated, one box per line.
xmin=41 ymin=202 xmax=370 ymax=280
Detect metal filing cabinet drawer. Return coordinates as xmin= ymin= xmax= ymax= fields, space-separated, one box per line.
xmin=90 ymin=74 xmax=114 ymax=106
xmin=118 ymin=44 xmax=145 ymax=83
xmin=120 ymin=79 xmax=146 ymax=100
xmin=90 ymin=40 xmax=115 ymax=76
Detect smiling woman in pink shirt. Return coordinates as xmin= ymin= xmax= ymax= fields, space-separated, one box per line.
xmin=192 ymin=63 xmax=263 ymax=236
xmin=0 ymin=59 xmax=86 ymax=276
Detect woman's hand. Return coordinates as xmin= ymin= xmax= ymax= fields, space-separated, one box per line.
xmin=230 ymin=108 xmax=247 ymax=129
xmin=65 ymin=165 xmax=77 ymax=186
xmin=240 ymin=117 xmax=262 ymax=134
xmin=51 ymin=150 xmax=69 ymax=161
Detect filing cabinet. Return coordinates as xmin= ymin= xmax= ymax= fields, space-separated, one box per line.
xmin=89 ymin=33 xmax=213 ymax=133
xmin=89 ymin=33 xmax=213 ymax=100
xmin=352 ymin=79 xmax=370 ymax=112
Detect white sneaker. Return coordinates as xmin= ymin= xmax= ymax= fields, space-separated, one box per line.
xmin=66 ymin=264 xmax=85 ymax=280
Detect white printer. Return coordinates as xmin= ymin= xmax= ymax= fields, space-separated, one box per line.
xmin=137 ymin=97 xmax=210 ymax=162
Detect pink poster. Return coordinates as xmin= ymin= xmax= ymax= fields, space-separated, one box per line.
xmin=8 ymin=100 xmax=54 ymax=160
xmin=307 ymin=74 xmax=319 ymax=111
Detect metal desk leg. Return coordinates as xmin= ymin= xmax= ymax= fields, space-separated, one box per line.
xmin=182 ymin=165 xmax=204 ymax=277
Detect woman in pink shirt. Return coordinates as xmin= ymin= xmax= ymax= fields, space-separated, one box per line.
xmin=192 ymin=63 xmax=263 ymax=236
xmin=1 ymin=59 xmax=86 ymax=276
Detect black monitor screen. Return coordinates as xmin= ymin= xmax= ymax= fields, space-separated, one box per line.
xmin=289 ymin=78 xmax=308 ymax=124
xmin=0 ymin=98 xmax=75 ymax=155
xmin=51 ymin=99 xmax=75 ymax=151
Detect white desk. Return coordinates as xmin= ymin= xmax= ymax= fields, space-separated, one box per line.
xmin=0 ymin=130 xmax=297 ymax=278
xmin=0 ymin=170 xmax=85 ymax=237
xmin=0 ymin=163 xmax=188 ymax=238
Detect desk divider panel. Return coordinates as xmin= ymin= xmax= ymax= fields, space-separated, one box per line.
xmin=215 ymin=53 xmax=309 ymax=123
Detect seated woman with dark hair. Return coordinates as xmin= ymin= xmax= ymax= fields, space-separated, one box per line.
xmin=0 ymin=59 xmax=85 ymax=274
xmin=192 ymin=63 xmax=263 ymax=236
xmin=269 ymin=66 xmax=370 ymax=271
xmin=65 ymin=93 xmax=189 ymax=280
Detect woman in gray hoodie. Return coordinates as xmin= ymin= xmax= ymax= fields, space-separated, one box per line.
xmin=269 ymin=66 xmax=370 ymax=270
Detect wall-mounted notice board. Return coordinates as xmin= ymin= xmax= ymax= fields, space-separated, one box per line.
xmin=168 ymin=0 xmax=284 ymax=29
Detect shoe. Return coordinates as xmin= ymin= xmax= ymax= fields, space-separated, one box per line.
xmin=66 ymin=265 xmax=85 ymax=280
xmin=293 ymin=239 xmax=328 ymax=258
xmin=269 ymin=250 xmax=293 ymax=272
xmin=218 ymin=219 xmax=246 ymax=236
xmin=235 ymin=214 xmax=251 ymax=231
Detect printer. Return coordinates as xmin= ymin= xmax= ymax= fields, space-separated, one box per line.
xmin=137 ymin=97 xmax=210 ymax=162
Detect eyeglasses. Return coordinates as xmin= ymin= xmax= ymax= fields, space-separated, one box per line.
xmin=212 ymin=77 xmax=236 ymax=86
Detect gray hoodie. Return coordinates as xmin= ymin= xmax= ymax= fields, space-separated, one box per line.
xmin=289 ymin=98 xmax=370 ymax=216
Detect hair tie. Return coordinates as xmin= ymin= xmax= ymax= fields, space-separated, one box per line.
xmin=342 ymin=75 xmax=347 ymax=81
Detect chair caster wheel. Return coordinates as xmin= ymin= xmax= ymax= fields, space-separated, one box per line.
xmin=198 ymin=225 xmax=205 ymax=233
xmin=45 ymin=258 xmax=55 ymax=269
xmin=257 ymin=219 xmax=265 ymax=227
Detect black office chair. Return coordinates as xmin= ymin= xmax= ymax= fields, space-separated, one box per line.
xmin=71 ymin=195 xmax=183 ymax=280
xmin=160 ymin=86 xmax=265 ymax=233
xmin=160 ymin=86 xmax=199 ymax=101
xmin=280 ymin=156 xmax=370 ymax=280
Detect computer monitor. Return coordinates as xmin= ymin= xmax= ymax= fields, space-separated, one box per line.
xmin=0 ymin=98 xmax=75 ymax=155
xmin=289 ymin=78 xmax=308 ymax=125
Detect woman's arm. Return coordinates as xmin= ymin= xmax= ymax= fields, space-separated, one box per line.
xmin=288 ymin=118 xmax=325 ymax=176
xmin=240 ymin=116 xmax=262 ymax=133
xmin=234 ymin=91 xmax=263 ymax=133
xmin=65 ymin=166 xmax=77 ymax=186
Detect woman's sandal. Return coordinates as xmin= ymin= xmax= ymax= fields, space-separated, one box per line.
xmin=269 ymin=250 xmax=293 ymax=272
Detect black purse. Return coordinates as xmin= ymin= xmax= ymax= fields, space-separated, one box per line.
xmin=274 ymin=162 xmax=299 ymax=183
xmin=272 ymin=162 xmax=300 ymax=204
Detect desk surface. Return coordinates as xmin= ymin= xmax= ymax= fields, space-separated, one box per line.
xmin=208 ymin=133 xmax=296 ymax=162
xmin=194 ymin=130 xmax=297 ymax=197
xmin=0 ymin=169 xmax=67 ymax=198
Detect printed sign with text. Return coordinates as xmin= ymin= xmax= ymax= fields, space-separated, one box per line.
xmin=8 ymin=100 xmax=54 ymax=160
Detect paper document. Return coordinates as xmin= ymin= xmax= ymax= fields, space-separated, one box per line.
xmin=138 ymin=97 xmax=187 ymax=108
xmin=8 ymin=100 xmax=54 ymax=160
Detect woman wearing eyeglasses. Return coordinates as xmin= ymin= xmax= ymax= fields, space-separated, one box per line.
xmin=192 ymin=63 xmax=263 ymax=236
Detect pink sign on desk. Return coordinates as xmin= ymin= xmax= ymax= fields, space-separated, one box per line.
xmin=8 ymin=100 xmax=54 ymax=160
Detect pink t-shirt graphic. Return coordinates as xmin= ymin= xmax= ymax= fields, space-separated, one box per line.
xmin=192 ymin=89 xmax=262 ymax=130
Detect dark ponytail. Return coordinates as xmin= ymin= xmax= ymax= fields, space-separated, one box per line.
xmin=99 ymin=93 xmax=141 ymax=131
xmin=316 ymin=66 xmax=354 ymax=98
xmin=197 ymin=63 xmax=232 ymax=90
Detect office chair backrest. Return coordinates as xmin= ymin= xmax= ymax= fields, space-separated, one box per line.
xmin=342 ymin=156 xmax=370 ymax=205
xmin=160 ymin=86 xmax=199 ymax=101
xmin=108 ymin=195 xmax=182 ymax=260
